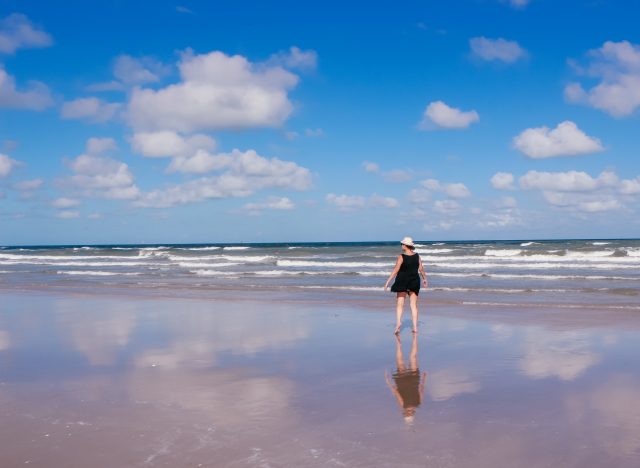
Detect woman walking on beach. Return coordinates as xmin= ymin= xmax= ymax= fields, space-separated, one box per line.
xmin=384 ymin=237 xmax=427 ymax=334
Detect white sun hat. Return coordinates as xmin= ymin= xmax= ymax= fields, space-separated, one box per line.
xmin=400 ymin=236 xmax=415 ymax=247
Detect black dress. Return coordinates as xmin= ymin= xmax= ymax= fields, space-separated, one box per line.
xmin=390 ymin=253 xmax=421 ymax=295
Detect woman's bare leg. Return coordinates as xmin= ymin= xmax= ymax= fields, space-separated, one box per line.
xmin=409 ymin=292 xmax=419 ymax=333
xmin=394 ymin=292 xmax=406 ymax=334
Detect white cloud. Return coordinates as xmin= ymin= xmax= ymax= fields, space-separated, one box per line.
xmin=369 ymin=194 xmax=399 ymax=208
xmin=0 ymin=67 xmax=53 ymax=110
xmin=420 ymin=178 xmax=471 ymax=198
xmin=242 ymin=196 xmax=295 ymax=214
xmin=519 ymin=170 xmax=617 ymax=192
xmin=166 ymin=150 xmax=228 ymax=174
xmin=52 ymin=197 xmax=80 ymax=209
xmin=434 ymin=199 xmax=460 ymax=214
xmin=419 ymin=100 xmax=479 ymax=130
xmin=326 ymin=193 xmax=366 ymax=211
xmin=127 ymin=49 xmax=300 ymax=132
xmin=61 ymin=97 xmax=122 ymax=122
xmin=113 ymin=55 xmax=169 ymax=85
xmin=519 ymin=170 xmax=634 ymax=213
xmin=56 ymin=210 xmax=80 ymax=219
xmin=86 ymin=137 xmax=118 ymax=155
xmin=0 ymin=153 xmax=19 ymax=177
xmin=66 ymin=147 xmax=140 ymax=200
xmin=130 ymin=131 xmax=216 ymax=158
xmin=407 ymin=188 xmax=431 ymax=204
xmin=619 ymin=177 xmax=640 ymax=194
xmin=13 ymin=178 xmax=43 ymax=191
xmin=491 ymin=172 xmax=515 ymax=190
xmin=469 ymin=37 xmax=527 ymax=63
xmin=135 ymin=150 xmax=311 ymax=208
xmin=513 ymin=121 xmax=603 ymax=158
xmin=508 ymin=0 xmax=530 ymax=9
xmin=362 ymin=161 xmax=380 ymax=173
xmin=325 ymin=193 xmax=398 ymax=211
xmin=383 ymin=169 xmax=413 ymax=183
xmin=304 ymin=127 xmax=323 ymax=137
xmin=565 ymin=40 xmax=640 ymax=117
xmin=497 ymin=196 xmax=517 ymax=208
xmin=0 ymin=13 xmax=52 ymax=54
xmin=270 ymin=46 xmax=318 ymax=71
xmin=176 ymin=6 xmax=194 ymax=14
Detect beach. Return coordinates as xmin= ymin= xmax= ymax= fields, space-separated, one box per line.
xmin=1 ymin=241 xmax=640 ymax=467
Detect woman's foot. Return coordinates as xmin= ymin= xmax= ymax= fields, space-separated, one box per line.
xmin=394 ymin=325 xmax=401 ymax=335
xmin=412 ymin=328 xmax=418 ymax=334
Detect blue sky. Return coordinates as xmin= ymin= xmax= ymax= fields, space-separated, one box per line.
xmin=1 ymin=0 xmax=640 ymax=245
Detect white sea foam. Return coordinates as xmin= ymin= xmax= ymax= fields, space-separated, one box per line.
xmin=190 ymin=269 xmax=240 ymax=276
xmin=57 ymin=270 xmax=140 ymax=276
xmin=1 ymin=260 xmax=155 ymax=267
xmin=625 ymin=248 xmax=640 ymax=257
xmin=224 ymin=246 xmax=251 ymax=250
xmin=430 ymin=272 xmax=637 ymax=281
xmin=176 ymin=262 xmax=242 ymax=268
xmin=565 ymin=250 xmax=615 ymax=258
xmin=297 ymin=285 xmax=383 ymax=292
xmin=277 ymin=260 xmax=388 ymax=268
xmin=461 ymin=301 xmax=640 ymax=311
xmin=415 ymin=248 xmax=455 ymax=254
xmin=592 ymin=242 xmax=611 ymax=245
xmin=520 ymin=242 xmax=538 ymax=247
xmin=181 ymin=246 xmax=222 ymax=251
xmin=484 ymin=249 xmax=522 ymax=257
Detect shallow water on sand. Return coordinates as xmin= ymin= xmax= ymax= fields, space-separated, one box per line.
xmin=1 ymin=291 xmax=640 ymax=467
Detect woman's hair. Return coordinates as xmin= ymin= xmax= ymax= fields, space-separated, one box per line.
xmin=404 ymin=244 xmax=416 ymax=251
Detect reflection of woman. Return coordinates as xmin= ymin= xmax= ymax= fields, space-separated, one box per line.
xmin=384 ymin=237 xmax=427 ymax=334
xmin=385 ymin=333 xmax=426 ymax=425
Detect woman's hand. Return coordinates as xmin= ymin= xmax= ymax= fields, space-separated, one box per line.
xmin=422 ymin=278 xmax=428 ymax=288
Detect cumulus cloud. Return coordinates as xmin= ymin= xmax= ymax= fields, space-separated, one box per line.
xmin=469 ymin=37 xmax=527 ymax=63
xmin=362 ymin=161 xmax=380 ymax=173
xmin=0 ymin=153 xmax=19 ymax=177
xmin=52 ymin=197 xmax=80 ymax=209
xmin=242 ymin=196 xmax=295 ymax=214
xmin=519 ymin=169 xmax=636 ymax=213
xmin=135 ymin=150 xmax=311 ymax=208
xmin=519 ymin=170 xmax=617 ymax=192
xmin=269 ymin=46 xmax=318 ymax=71
xmin=0 ymin=67 xmax=53 ymax=110
xmin=55 ymin=210 xmax=80 ymax=219
xmin=513 ymin=121 xmax=603 ymax=158
xmin=86 ymin=137 xmax=118 ymax=155
xmin=61 ymin=97 xmax=122 ymax=122
xmin=65 ymin=145 xmax=140 ymax=200
xmin=326 ymin=193 xmax=398 ymax=211
xmin=13 ymin=178 xmax=43 ymax=191
xmin=130 ymin=131 xmax=216 ymax=158
xmin=127 ymin=49 xmax=301 ymax=132
xmin=0 ymin=13 xmax=52 ymax=54
xmin=114 ymin=55 xmax=169 ymax=85
xmin=491 ymin=172 xmax=515 ymax=190
xmin=434 ymin=199 xmax=460 ymax=214
xmin=421 ymin=178 xmax=471 ymax=198
xmin=565 ymin=40 xmax=640 ymax=117
xmin=419 ymin=100 xmax=479 ymax=130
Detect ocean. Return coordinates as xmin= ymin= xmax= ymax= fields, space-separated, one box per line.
xmin=1 ymin=239 xmax=639 ymax=310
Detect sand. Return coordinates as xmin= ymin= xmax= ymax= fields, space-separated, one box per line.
xmin=1 ymin=289 xmax=640 ymax=467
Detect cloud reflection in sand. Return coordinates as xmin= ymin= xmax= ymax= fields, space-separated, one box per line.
xmin=519 ymin=329 xmax=601 ymax=381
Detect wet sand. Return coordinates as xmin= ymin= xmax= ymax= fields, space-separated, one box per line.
xmin=1 ymin=290 xmax=640 ymax=467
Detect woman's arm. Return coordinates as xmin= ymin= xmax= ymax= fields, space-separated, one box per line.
xmin=384 ymin=255 xmax=403 ymax=290
xmin=419 ymin=257 xmax=428 ymax=288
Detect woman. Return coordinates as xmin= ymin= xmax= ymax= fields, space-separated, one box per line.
xmin=384 ymin=237 xmax=427 ymax=334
